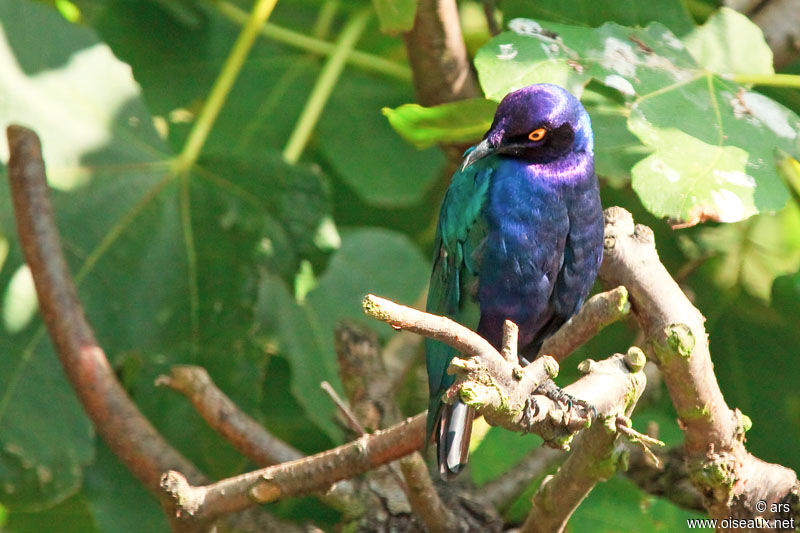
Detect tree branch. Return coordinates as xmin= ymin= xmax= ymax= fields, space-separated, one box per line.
xmin=521 ymin=350 xmax=647 ymax=533
xmin=402 ymin=0 xmax=481 ymax=107
xmin=5 ymin=125 xmax=212 ymax=532
xmin=598 ymin=207 xmax=798 ymax=523
xmin=160 ymin=414 xmax=426 ymax=523
xmin=156 ymin=366 xmax=363 ymax=518
xmin=363 ymin=294 xmax=566 ymax=436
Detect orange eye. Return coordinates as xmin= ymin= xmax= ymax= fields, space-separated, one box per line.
xmin=528 ymin=128 xmax=547 ymax=141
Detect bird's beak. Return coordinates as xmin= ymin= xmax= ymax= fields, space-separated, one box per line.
xmin=460 ymin=138 xmax=497 ymax=171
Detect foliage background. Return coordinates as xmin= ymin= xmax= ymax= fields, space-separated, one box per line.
xmin=0 ymin=0 xmax=798 ymax=530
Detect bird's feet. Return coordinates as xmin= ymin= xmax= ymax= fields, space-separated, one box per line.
xmin=533 ymin=379 xmax=597 ymax=421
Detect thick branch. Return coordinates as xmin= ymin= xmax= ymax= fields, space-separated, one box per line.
xmin=363 ymin=294 xmax=560 ymax=434
xmin=538 ymin=286 xmax=630 ymax=361
xmin=598 ymin=207 xmax=798 ymax=522
xmin=156 ymin=366 xmax=363 ymax=518
xmin=402 ymin=0 xmax=480 ymax=107
xmin=521 ymin=350 xmax=647 ymax=533
xmin=6 ymin=126 xmax=210 ymax=531
xmin=160 ymin=414 xmax=426 ymax=523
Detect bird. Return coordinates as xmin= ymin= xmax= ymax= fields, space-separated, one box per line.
xmin=425 ymin=83 xmax=604 ymax=479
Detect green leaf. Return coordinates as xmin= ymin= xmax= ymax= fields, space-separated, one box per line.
xmin=256 ymin=228 xmax=428 ymax=441
xmin=567 ymin=476 xmax=705 ymax=531
xmin=371 ymin=0 xmax=416 ymax=33
xmin=474 ymin=19 xmax=800 ymax=225
xmin=691 ymin=276 xmax=800 ymax=475
xmin=629 ymin=118 xmax=757 ymax=225
xmin=690 ymin=202 xmax=800 ymax=299
xmin=382 ymin=98 xmax=496 ymax=148
xmin=683 ymin=8 xmax=774 ymax=76
xmin=0 ymin=0 xmax=333 ymax=507
xmin=582 ymin=87 xmax=648 ymax=187
xmin=93 ymin=0 xmax=321 ymax=156
xmin=83 ymin=442 xmax=167 ymax=533
xmin=501 ymin=0 xmax=695 ymax=36
xmin=4 ymin=493 xmax=99 ymax=533
xmin=317 ymin=74 xmax=444 ymax=207
xmin=474 ymin=20 xmax=591 ymax=101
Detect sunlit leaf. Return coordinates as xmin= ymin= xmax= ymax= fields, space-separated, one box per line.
xmin=683 ymin=7 xmax=773 ymax=76
xmin=474 ymin=18 xmax=800 ymax=226
xmin=383 ymin=98 xmax=496 ymax=148
xmin=317 ymin=74 xmax=444 ymax=207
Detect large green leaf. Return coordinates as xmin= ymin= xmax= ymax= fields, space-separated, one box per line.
xmin=0 ymin=0 xmax=332 ymax=508
xmin=83 ymin=441 xmax=167 ymax=533
xmin=501 ymin=0 xmax=695 ymax=36
xmin=474 ymin=17 xmax=799 ymax=226
xmin=256 ymin=228 xmax=428 ymax=441
xmin=683 ymin=8 xmax=773 ymax=77
xmin=317 ymin=74 xmax=444 ymax=207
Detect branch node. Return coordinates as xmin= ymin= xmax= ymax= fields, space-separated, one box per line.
xmin=502 ymin=319 xmax=519 ymax=363
xmin=666 ymin=323 xmax=694 ymax=359
xmin=577 ymin=358 xmax=598 ymax=374
xmin=624 ymin=346 xmax=646 ymax=372
xmin=161 ymin=471 xmax=203 ymax=516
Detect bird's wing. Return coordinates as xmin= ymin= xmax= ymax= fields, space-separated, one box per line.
xmin=425 ymin=160 xmax=493 ymax=438
xmin=535 ymin=180 xmax=604 ymax=346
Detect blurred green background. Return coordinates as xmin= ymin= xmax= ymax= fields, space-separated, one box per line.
xmin=0 ymin=0 xmax=798 ymax=530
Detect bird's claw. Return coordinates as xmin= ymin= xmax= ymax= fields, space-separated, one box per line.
xmin=534 ymin=380 xmax=596 ymax=421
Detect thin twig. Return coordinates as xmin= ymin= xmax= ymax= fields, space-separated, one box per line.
xmin=321 ymin=380 xmax=367 ymax=435
xmin=615 ymin=416 xmax=665 ymax=468
xmin=502 ymin=319 xmax=519 ymax=363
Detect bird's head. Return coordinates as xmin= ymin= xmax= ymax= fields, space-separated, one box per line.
xmin=461 ymin=84 xmax=593 ymax=170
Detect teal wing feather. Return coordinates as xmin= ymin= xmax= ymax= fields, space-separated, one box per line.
xmin=425 ymin=158 xmax=493 ymax=439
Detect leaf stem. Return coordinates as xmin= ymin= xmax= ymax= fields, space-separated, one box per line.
xmin=214 ymin=0 xmax=410 ymax=81
xmin=282 ymin=8 xmax=371 ymax=165
xmin=172 ymin=0 xmax=279 ymax=175
xmin=731 ymin=73 xmax=800 ymax=89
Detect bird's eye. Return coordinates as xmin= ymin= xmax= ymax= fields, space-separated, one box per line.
xmin=528 ymin=128 xmax=547 ymax=141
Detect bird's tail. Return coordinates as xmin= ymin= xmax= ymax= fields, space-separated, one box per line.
xmin=436 ymin=400 xmax=475 ymax=479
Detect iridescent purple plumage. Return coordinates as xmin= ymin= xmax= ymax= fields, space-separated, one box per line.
xmin=425 ymin=84 xmax=604 ymax=478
